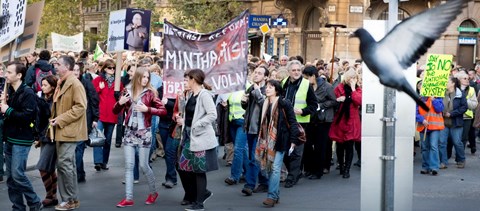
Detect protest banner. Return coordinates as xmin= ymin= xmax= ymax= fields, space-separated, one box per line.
xmin=420 ymin=54 xmax=453 ymax=97
xmin=0 ymin=0 xmax=42 ymax=62
xmin=124 ymin=8 xmax=151 ymax=52
xmin=0 ymin=0 xmax=27 ymax=48
xmin=51 ymin=32 xmax=83 ymax=52
xmin=163 ymin=10 xmax=249 ymax=98
xmin=107 ymin=9 xmax=126 ymax=53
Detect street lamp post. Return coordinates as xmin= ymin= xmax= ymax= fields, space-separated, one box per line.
xmin=325 ymin=23 xmax=346 ymax=83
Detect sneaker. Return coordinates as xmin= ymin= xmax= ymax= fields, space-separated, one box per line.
xmin=420 ymin=169 xmax=430 ymax=175
xmin=73 ymin=200 xmax=80 ymax=209
xmin=42 ymin=198 xmax=59 ymax=207
xmin=101 ymin=164 xmax=109 ymax=170
xmin=163 ymin=181 xmax=176 ymax=189
xmin=262 ymin=198 xmax=278 ymax=207
xmin=439 ymin=163 xmax=447 ymax=169
xmin=253 ymin=184 xmax=268 ymax=193
xmin=116 ymin=199 xmax=134 ymax=208
xmin=203 ymin=190 xmax=212 ymax=204
xmin=145 ymin=192 xmax=158 ymax=205
xmin=31 ymin=202 xmax=43 ymax=211
xmin=224 ymin=177 xmax=237 ymax=185
xmin=457 ymin=162 xmax=465 ymax=168
xmin=284 ymin=180 xmax=294 ymax=188
xmin=185 ymin=203 xmax=205 ymax=211
xmin=94 ymin=164 xmax=101 ymax=171
xmin=241 ymin=187 xmax=253 ymax=196
xmin=55 ymin=201 xmax=76 ymax=210
xmin=431 ymin=170 xmax=438 ymax=176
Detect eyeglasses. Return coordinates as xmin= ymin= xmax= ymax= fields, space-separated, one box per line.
xmin=291 ymin=69 xmax=302 ymax=72
xmin=106 ymin=66 xmax=115 ymax=70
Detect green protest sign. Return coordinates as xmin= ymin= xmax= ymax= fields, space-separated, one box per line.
xmin=420 ymin=54 xmax=453 ymax=97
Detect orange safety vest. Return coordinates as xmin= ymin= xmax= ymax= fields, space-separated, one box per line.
xmin=417 ymin=98 xmax=445 ymax=132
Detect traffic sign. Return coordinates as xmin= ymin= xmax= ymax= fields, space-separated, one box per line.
xmin=260 ymin=23 xmax=270 ymax=34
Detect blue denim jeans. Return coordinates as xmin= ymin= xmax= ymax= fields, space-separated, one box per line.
xmin=440 ymin=127 xmax=465 ymax=163
xmin=5 ymin=142 xmax=41 ymax=210
xmin=229 ymin=119 xmax=248 ymax=181
xmin=75 ymin=141 xmax=86 ymax=179
xmin=124 ymin=145 xmax=156 ymax=200
xmin=149 ymin=116 xmax=159 ymax=159
xmin=244 ymin=134 xmax=259 ymax=189
xmin=93 ymin=121 xmax=116 ymax=165
xmin=267 ymin=151 xmax=285 ymax=200
xmin=420 ymin=131 xmax=440 ymax=171
xmin=165 ymin=136 xmax=179 ymax=183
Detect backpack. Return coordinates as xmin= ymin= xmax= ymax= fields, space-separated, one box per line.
xmin=33 ymin=95 xmax=52 ymax=141
xmin=34 ymin=68 xmax=53 ymax=92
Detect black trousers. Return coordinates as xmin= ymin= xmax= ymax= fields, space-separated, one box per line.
xmin=303 ymin=123 xmax=332 ymax=177
xmin=178 ymin=169 xmax=207 ymax=204
xmin=115 ymin=113 xmax=125 ymax=146
xmin=284 ymin=123 xmax=307 ymax=183
xmin=336 ymin=141 xmax=354 ymax=168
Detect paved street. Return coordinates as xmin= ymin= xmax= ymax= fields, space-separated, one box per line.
xmin=1 ymin=144 xmax=480 ymax=211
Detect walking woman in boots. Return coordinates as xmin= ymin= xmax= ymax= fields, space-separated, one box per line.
xmin=256 ymin=80 xmax=300 ymax=207
xmin=113 ymin=67 xmax=167 ymax=207
xmin=35 ymin=75 xmax=58 ymax=207
xmin=329 ymin=69 xmax=362 ymax=178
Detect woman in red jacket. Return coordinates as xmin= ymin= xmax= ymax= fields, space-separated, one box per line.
xmin=92 ymin=59 xmax=123 ymax=171
xmin=329 ymin=69 xmax=362 ymax=179
xmin=113 ymin=67 xmax=167 ymax=207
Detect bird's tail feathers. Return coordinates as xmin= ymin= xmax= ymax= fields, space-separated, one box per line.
xmin=400 ymin=82 xmax=430 ymax=111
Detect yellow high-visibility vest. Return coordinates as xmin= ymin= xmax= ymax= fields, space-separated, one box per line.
xmin=282 ymin=77 xmax=310 ymax=123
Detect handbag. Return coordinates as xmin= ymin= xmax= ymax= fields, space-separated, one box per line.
xmin=281 ymin=108 xmax=307 ymax=143
xmin=87 ymin=127 xmax=106 ymax=147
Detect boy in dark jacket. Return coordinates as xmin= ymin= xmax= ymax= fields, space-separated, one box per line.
xmin=1 ymin=62 xmax=42 ymax=210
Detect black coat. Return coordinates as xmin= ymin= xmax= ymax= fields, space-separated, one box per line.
xmin=3 ymin=84 xmax=37 ymax=146
xmin=81 ymin=76 xmax=99 ymax=134
xmin=272 ymin=98 xmax=301 ymax=152
xmin=313 ymin=77 xmax=338 ymax=123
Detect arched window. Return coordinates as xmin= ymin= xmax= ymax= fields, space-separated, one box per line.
xmin=459 ymin=19 xmax=477 ymax=35
xmin=378 ymin=8 xmax=410 ymax=20
xmin=305 ymin=8 xmax=321 ymax=31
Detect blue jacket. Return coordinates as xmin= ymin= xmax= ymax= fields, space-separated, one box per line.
xmin=443 ymin=88 xmax=468 ymax=128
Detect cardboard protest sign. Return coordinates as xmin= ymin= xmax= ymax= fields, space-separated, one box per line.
xmin=124 ymin=8 xmax=151 ymax=52
xmin=420 ymin=54 xmax=453 ymax=97
xmin=163 ymin=10 xmax=249 ymax=98
xmin=107 ymin=9 xmax=126 ymax=53
xmin=51 ymin=32 xmax=83 ymax=52
xmin=0 ymin=0 xmax=27 ymax=48
xmin=0 ymin=0 xmax=43 ymax=62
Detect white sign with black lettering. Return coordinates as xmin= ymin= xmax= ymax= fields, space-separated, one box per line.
xmin=107 ymin=9 xmax=126 ymax=53
xmin=0 ymin=0 xmax=27 ymax=48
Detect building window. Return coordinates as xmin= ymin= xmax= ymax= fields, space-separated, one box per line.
xmin=305 ymin=8 xmax=321 ymax=31
xmin=378 ymin=8 xmax=410 ymax=20
xmin=90 ymin=27 xmax=98 ymax=34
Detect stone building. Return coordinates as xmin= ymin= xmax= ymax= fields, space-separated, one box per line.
xmin=83 ymin=0 xmax=480 ymax=68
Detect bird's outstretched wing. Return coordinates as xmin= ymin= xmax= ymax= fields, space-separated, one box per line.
xmin=378 ymin=0 xmax=468 ymax=69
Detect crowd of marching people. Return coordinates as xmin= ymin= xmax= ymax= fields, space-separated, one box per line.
xmin=0 ymin=48 xmax=478 ymax=211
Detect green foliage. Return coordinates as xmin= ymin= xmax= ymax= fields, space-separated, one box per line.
xmin=167 ymin=0 xmax=244 ymax=33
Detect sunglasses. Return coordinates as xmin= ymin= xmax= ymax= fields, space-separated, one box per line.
xmin=106 ymin=66 xmax=115 ymax=70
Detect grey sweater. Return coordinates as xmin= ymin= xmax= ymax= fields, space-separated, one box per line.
xmin=187 ymin=89 xmax=218 ymax=152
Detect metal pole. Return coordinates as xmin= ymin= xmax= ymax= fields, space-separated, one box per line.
xmin=262 ymin=34 xmax=265 ymax=59
xmin=329 ymin=27 xmax=337 ymax=83
xmin=383 ymin=1 xmax=398 ymax=211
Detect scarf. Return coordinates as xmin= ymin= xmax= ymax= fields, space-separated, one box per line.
xmin=336 ymin=84 xmax=353 ymax=124
xmin=105 ymin=74 xmax=115 ymax=88
xmin=255 ymin=97 xmax=279 ymax=173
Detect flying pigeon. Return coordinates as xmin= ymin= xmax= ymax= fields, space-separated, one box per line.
xmin=352 ymin=0 xmax=469 ymax=111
